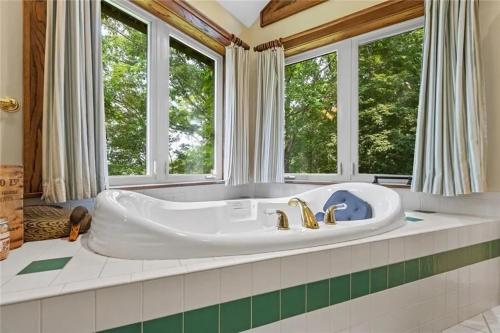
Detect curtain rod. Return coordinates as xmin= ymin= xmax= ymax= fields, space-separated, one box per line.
xmin=253 ymin=38 xmax=283 ymax=52
xmin=230 ymin=34 xmax=250 ymax=50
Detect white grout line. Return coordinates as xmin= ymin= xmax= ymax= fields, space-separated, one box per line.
xmin=482 ymin=313 xmax=493 ymax=333
xmin=97 ymin=257 xmax=109 ymax=278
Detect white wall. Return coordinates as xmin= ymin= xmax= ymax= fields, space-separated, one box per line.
xmin=242 ymin=0 xmax=384 ymax=46
xmin=480 ymin=0 xmax=500 ymax=192
xmin=0 ymin=0 xmax=23 ymax=166
xmin=186 ymin=0 xmax=246 ymax=37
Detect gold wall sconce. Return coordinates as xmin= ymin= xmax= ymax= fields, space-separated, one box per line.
xmin=0 ymin=97 xmax=20 ymax=113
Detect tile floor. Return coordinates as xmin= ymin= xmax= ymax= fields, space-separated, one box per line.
xmin=444 ymin=305 xmax=500 ymax=332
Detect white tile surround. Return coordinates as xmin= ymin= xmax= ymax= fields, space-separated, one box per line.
xmin=0 ymin=212 xmax=498 ymax=332
xmin=2 ymin=183 xmax=499 ymax=333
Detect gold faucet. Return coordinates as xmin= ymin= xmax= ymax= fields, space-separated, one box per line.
xmin=288 ymin=197 xmax=319 ymax=229
xmin=276 ymin=210 xmax=289 ymax=230
xmin=324 ymin=203 xmax=348 ymax=225
xmin=265 ymin=209 xmax=290 ymax=230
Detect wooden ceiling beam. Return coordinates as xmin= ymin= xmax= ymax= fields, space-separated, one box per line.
xmin=132 ymin=0 xmax=250 ymax=55
xmin=260 ymin=0 xmax=328 ymax=27
xmin=282 ymin=0 xmax=424 ymax=57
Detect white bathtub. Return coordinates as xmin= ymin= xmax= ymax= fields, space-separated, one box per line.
xmin=88 ymin=183 xmax=405 ymax=259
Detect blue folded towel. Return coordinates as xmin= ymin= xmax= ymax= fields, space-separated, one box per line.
xmin=316 ymin=190 xmax=372 ymax=221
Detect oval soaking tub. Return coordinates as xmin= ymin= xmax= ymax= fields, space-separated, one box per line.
xmin=88 ymin=183 xmax=405 ymax=259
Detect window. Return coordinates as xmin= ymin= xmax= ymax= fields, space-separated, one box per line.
xmin=357 ymin=28 xmax=424 ymax=175
xmin=285 ymin=51 xmax=338 ymax=174
xmin=102 ymin=2 xmax=148 ymax=176
xmin=169 ymin=38 xmax=216 ymax=175
xmin=285 ymin=18 xmax=424 ymax=182
xmin=101 ymin=1 xmax=222 ymax=185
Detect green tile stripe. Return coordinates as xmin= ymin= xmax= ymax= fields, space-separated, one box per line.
xmin=405 ymin=216 xmax=424 ymax=222
xmin=18 ymin=257 xmax=72 ymax=275
xmin=97 ymin=238 xmax=500 ymax=333
xmin=99 ymin=323 xmax=142 ymax=333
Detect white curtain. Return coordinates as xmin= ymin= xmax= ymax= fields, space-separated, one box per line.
xmin=224 ymin=43 xmax=250 ymax=185
xmin=412 ymin=0 xmax=486 ymax=196
xmin=254 ymin=47 xmax=285 ymax=183
xmin=43 ymin=0 xmax=107 ymax=203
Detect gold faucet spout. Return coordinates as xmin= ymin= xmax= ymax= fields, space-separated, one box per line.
xmin=324 ymin=203 xmax=347 ymax=225
xmin=324 ymin=205 xmax=338 ymax=225
xmin=288 ymin=197 xmax=319 ymax=229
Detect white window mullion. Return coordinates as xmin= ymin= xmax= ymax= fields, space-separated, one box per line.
xmin=148 ymin=19 xmax=158 ymax=182
xmin=213 ymin=54 xmax=224 ymax=180
xmin=155 ymin=22 xmax=170 ymax=182
xmin=350 ymin=38 xmax=360 ymax=181
xmin=337 ymin=40 xmax=351 ymax=181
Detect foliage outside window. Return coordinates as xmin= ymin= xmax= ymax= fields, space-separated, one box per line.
xmin=285 ymin=20 xmax=424 ymax=180
xmin=102 ymin=6 xmax=148 ymax=176
xmin=169 ymin=38 xmax=215 ymax=175
xmin=101 ymin=1 xmax=221 ymax=185
xmin=285 ymin=52 xmax=338 ymax=174
xmin=358 ymin=28 xmax=424 ymax=175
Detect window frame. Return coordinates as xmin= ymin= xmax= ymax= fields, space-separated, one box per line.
xmin=284 ymin=17 xmax=424 ymax=183
xmin=350 ymin=17 xmax=424 ymax=182
xmin=103 ymin=0 xmax=223 ymax=186
xmin=284 ymin=40 xmax=351 ymax=182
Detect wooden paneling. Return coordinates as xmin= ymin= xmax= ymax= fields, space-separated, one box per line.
xmin=282 ymin=0 xmax=424 ymax=57
xmin=23 ymin=0 xmax=46 ymax=197
xmin=0 ymin=166 xmax=24 ymax=249
xmin=260 ymin=0 xmax=327 ymax=27
xmin=132 ymin=0 xmax=233 ymax=55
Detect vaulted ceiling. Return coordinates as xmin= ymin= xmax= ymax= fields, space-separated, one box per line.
xmin=215 ymin=0 xmax=268 ymax=28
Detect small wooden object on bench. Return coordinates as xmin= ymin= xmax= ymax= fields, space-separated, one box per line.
xmin=0 ymin=165 xmax=24 ymax=249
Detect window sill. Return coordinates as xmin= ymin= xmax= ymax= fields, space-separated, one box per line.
xmin=284 ymin=180 xmax=411 ymax=189
xmin=110 ymin=180 xmax=225 ymax=191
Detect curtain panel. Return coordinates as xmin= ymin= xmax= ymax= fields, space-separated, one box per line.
xmin=412 ymin=0 xmax=487 ymax=196
xmin=254 ymin=47 xmax=286 ymax=183
xmin=43 ymin=0 xmax=107 ymax=203
xmin=224 ymin=44 xmax=250 ymax=186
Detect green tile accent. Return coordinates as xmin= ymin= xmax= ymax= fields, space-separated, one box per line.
xmin=98 ymin=323 xmax=141 ymax=333
xmin=184 ymin=305 xmax=219 ymax=333
xmin=94 ymin=237 xmax=500 ymax=333
xmin=492 ymin=239 xmax=500 ymax=258
xmin=220 ymin=297 xmax=251 ymax=333
xmin=252 ymin=291 xmax=280 ymax=328
xmin=435 ymin=248 xmax=462 ymax=274
xmin=467 ymin=243 xmax=491 ymax=265
xmin=388 ymin=262 xmax=405 ymax=288
xmin=405 ymin=259 xmax=419 ymax=283
xmin=18 ymin=257 xmax=72 ymax=275
xmin=419 ymin=255 xmax=434 ymax=279
xmin=351 ymin=270 xmax=370 ymax=299
xmin=370 ymin=266 xmax=388 ymax=293
xmin=434 ymin=252 xmax=449 ymax=274
xmin=330 ymin=274 xmax=350 ymax=305
xmin=281 ymin=285 xmax=305 ymax=319
xmin=405 ymin=216 xmax=423 ymax=222
xmin=307 ymin=279 xmax=329 ymax=312
xmin=143 ymin=314 xmax=182 ymax=333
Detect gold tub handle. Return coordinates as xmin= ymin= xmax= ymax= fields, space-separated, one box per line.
xmin=0 ymin=97 xmax=20 ymax=113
